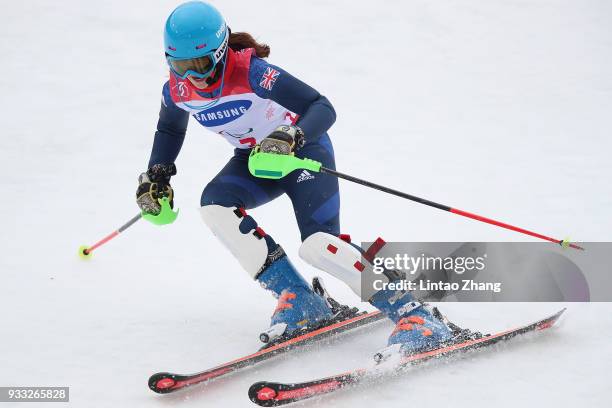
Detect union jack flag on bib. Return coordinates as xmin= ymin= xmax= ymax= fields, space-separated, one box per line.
xmin=259 ymin=67 xmax=280 ymax=91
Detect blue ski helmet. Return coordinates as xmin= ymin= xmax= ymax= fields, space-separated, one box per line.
xmin=164 ymin=1 xmax=229 ymax=79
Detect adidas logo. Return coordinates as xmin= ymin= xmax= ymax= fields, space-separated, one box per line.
xmin=296 ymin=170 xmax=315 ymax=183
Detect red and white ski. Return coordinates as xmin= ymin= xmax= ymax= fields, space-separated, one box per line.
xmin=148 ymin=310 xmax=384 ymax=394
xmin=248 ymin=308 xmax=566 ymax=406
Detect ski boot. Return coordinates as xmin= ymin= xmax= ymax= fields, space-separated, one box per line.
xmin=257 ymin=254 xmax=360 ymax=347
xmin=372 ymin=289 xmax=486 ymax=362
xmin=370 ymin=288 xmax=453 ymax=361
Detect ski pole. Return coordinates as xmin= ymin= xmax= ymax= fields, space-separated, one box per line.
xmin=247 ymin=150 xmax=584 ymax=251
xmin=79 ymin=197 xmax=179 ymax=259
xmin=319 ymin=167 xmax=583 ymax=250
xmin=79 ymin=214 xmax=142 ymax=259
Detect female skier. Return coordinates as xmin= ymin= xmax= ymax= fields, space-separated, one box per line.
xmin=136 ymin=0 xmax=452 ymax=356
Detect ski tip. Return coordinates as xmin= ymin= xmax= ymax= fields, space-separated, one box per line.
xmin=536 ymin=308 xmax=567 ymax=331
xmin=554 ymin=308 xmax=567 ymax=319
xmin=148 ymin=372 xmax=177 ymax=394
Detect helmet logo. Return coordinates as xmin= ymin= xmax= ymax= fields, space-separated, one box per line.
xmin=215 ymin=22 xmax=226 ymax=38
xmin=214 ymin=33 xmax=229 ymax=62
xmin=168 ymin=46 xmax=176 ymax=51
xmin=196 ymin=44 xmax=207 ymax=49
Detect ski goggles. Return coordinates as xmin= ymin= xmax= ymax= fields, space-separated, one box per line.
xmin=166 ymin=32 xmax=229 ymax=80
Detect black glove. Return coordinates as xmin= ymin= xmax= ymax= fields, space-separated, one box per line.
xmin=260 ymin=125 xmax=305 ymax=155
xmin=136 ymin=163 xmax=176 ymax=215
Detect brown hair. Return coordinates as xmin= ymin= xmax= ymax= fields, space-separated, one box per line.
xmin=229 ymin=31 xmax=270 ymax=58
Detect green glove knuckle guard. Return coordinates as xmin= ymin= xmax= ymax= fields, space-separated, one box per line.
xmin=136 ymin=163 xmax=179 ymax=225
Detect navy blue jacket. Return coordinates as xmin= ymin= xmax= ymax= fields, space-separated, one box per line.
xmin=148 ymin=54 xmax=336 ymax=167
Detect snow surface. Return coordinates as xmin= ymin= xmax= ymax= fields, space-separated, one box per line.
xmin=1 ymin=0 xmax=611 ymax=407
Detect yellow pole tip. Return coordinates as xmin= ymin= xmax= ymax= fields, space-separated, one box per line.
xmin=561 ymin=238 xmax=571 ymax=249
xmin=78 ymin=245 xmax=93 ymax=259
